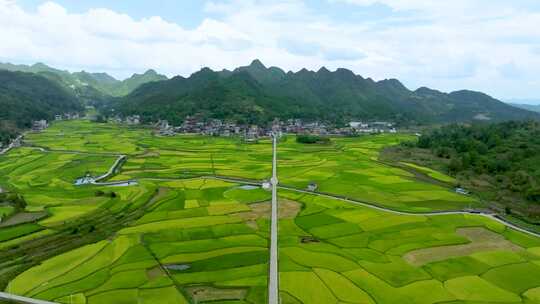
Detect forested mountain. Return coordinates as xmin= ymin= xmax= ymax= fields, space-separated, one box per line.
xmin=114 ymin=60 xmax=539 ymax=125
xmin=0 ymin=70 xmax=83 ymax=145
xmin=0 ymin=62 xmax=167 ymax=97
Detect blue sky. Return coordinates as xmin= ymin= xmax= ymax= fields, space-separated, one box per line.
xmin=2 ymin=0 xmax=540 ymax=103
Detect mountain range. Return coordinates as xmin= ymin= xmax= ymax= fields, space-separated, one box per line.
xmin=113 ymin=60 xmax=540 ymax=125
xmin=0 ymin=59 xmax=539 ymax=143
xmin=0 ymin=62 xmax=167 ymax=98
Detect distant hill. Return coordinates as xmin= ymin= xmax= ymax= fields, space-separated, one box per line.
xmin=0 ymin=62 xmax=167 ymax=97
xmin=114 ymin=60 xmax=539 ymax=125
xmin=0 ymin=70 xmax=83 ymax=144
xmin=509 ymin=103 xmax=540 ymax=113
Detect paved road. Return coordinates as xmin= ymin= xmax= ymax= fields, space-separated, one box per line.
xmin=94 ymin=155 xmax=127 ymax=182
xmin=0 ymin=292 xmax=58 ymax=304
xmin=268 ymin=134 xmax=279 ymax=304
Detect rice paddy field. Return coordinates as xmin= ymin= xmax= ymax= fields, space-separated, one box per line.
xmin=5 ymin=179 xmax=272 ymax=304
xmin=277 ymin=190 xmax=540 ymax=304
xmin=277 ymin=135 xmax=479 ymax=212
xmin=1 ymin=120 xmax=539 ymax=304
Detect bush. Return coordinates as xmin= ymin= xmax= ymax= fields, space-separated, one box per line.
xmin=527 ymin=188 xmax=540 ymax=202
xmin=296 ymin=135 xmax=331 ymax=144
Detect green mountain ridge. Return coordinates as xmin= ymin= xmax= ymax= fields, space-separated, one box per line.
xmin=114 ymin=59 xmax=539 ymax=125
xmin=0 ymin=62 xmax=168 ymax=97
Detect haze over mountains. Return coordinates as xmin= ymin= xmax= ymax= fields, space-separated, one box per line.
xmin=115 ymin=60 xmax=539 ymax=125
xmin=508 ymin=103 xmax=540 ymax=113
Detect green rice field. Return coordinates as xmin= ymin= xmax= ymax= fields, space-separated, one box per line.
xmin=1 ymin=120 xmax=539 ymax=304
xmin=277 ymin=190 xmax=540 ymax=304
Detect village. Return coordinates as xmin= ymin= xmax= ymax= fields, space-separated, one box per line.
xmin=2 ymin=113 xmax=399 ymax=154
xmin=112 ymin=115 xmax=398 ymax=140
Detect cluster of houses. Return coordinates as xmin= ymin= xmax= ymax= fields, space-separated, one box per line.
xmin=55 ymin=113 xmax=80 ymax=121
xmin=109 ymin=115 xmax=141 ymax=125
xmin=155 ymin=116 xmax=271 ymax=141
xmin=110 ymin=114 xmax=398 ymax=140
xmin=153 ymin=117 xmax=399 ymax=139
xmin=31 ymin=112 xmax=83 ymax=132
xmin=348 ymin=121 xmax=397 ymax=133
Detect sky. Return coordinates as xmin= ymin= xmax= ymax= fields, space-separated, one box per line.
xmin=1 ymin=0 xmax=540 ymax=103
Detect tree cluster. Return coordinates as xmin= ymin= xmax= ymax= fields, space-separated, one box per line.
xmin=415 ymin=121 xmax=540 ymax=203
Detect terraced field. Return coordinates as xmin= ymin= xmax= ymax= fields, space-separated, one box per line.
xmin=6 ymin=179 xmax=271 ymax=304
xmin=1 ymin=120 xmax=539 ymax=304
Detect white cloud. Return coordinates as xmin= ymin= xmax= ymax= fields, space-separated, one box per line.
xmin=0 ymin=0 xmax=539 ymax=99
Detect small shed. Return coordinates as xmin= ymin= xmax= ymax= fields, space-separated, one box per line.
xmin=455 ymin=187 xmax=469 ymax=195
xmin=307 ymin=182 xmax=318 ymax=192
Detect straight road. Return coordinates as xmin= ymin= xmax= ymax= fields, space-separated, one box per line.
xmin=268 ymin=133 xmax=279 ymax=304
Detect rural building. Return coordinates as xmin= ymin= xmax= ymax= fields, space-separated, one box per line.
xmin=307 ymin=182 xmax=318 ymax=191
xmin=32 ymin=120 xmax=48 ymax=131
xmin=455 ymin=187 xmax=469 ymax=195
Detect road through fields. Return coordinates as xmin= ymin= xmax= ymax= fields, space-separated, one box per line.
xmin=268 ymin=134 xmax=279 ymax=304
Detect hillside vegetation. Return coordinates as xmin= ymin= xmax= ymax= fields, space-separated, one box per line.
xmin=113 ymin=60 xmax=539 ymax=125
xmin=384 ymin=121 xmax=540 ymax=225
xmin=0 ymin=70 xmax=83 ymax=145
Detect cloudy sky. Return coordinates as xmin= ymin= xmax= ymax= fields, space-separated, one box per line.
xmin=1 ymin=0 xmax=540 ymax=102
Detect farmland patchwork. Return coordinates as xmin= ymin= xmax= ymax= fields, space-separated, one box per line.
xmin=0 ymin=120 xmax=539 ymax=304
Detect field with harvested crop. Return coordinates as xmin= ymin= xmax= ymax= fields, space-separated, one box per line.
xmin=1 ymin=120 xmax=539 ymax=304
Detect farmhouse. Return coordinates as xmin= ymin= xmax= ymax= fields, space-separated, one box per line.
xmin=307 ymin=182 xmax=318 ymax=191
xmin=32 ymin=120 xmax=48 ymax=131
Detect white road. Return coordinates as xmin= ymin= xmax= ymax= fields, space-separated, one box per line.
xmin=268 ymin=133 xmax=279 ymax=304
